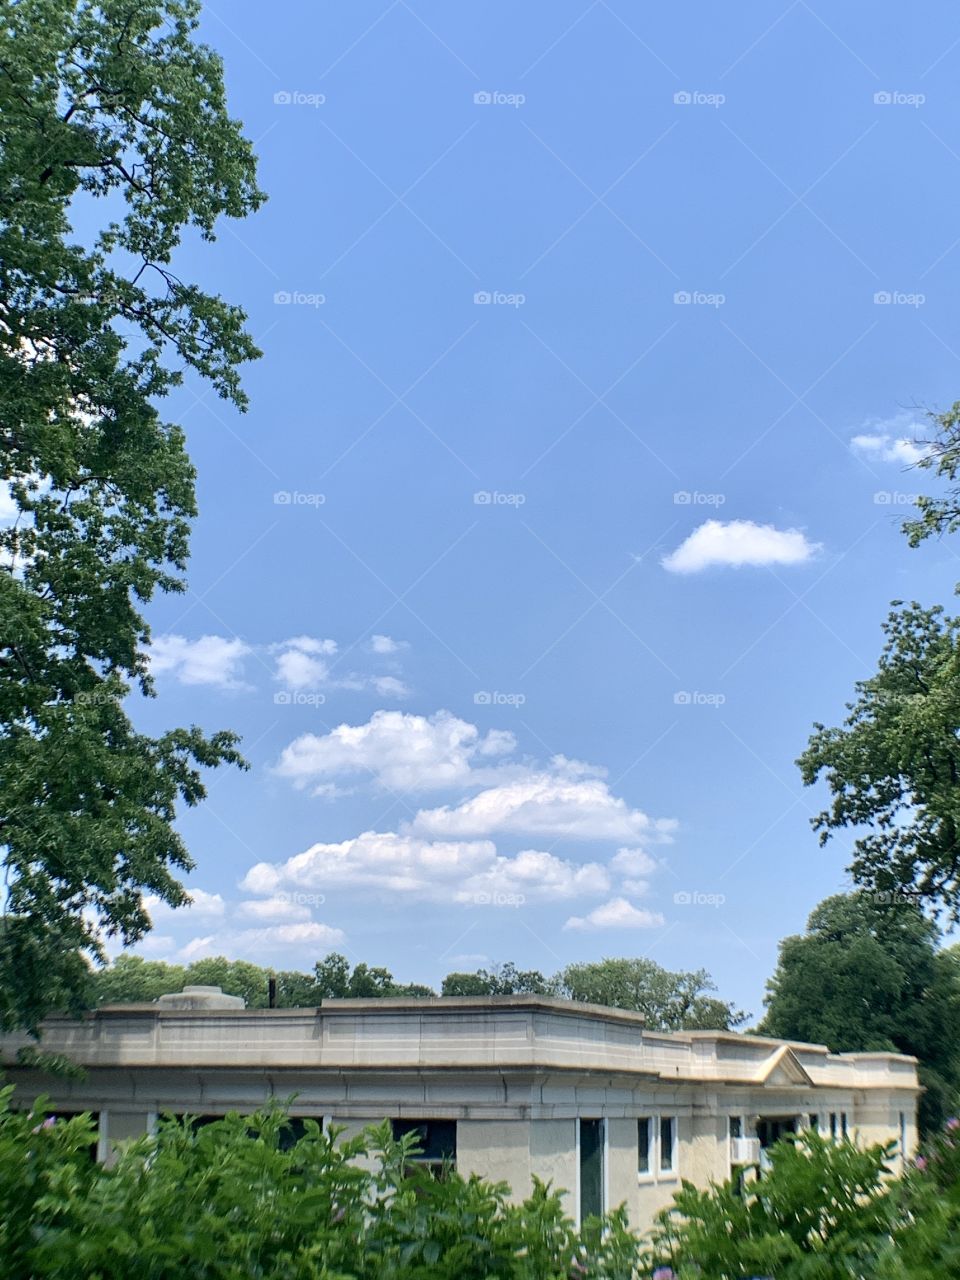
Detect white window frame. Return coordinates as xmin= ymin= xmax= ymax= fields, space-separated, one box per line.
xmin=637 ymin=1113 xmax=680 ymax=1182
xmin=659 ymin=1113 xmax=678 ymax=1178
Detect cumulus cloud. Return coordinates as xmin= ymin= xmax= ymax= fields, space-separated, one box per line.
xmin=274 ymin=710 xmax=518 ymax=792
xmin=564 ymin=897 xmax=665 ymax=931
xmin=370 ymin=634 xmax=405 ymax=654
xmin=144 ymin=887 xmax=226 ymax=922
xmin=410 ymin=774 xmax=674 ymax=843
xmin=150 ymin=635 xmax=253 ymax=690
xmin=851 ymin=431 xmax=927 ymax=466
xmin=234 ymin=896 xmax=312 ymax=923
xmin=662 ymin=520 xmax=819 ymax=574
xmin=273 ymin=636 xmax=338 ymax=689
xmin=240 ymin=830 xmax=611 ymax=905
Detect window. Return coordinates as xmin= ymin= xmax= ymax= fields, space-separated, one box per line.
xmin=660 ymin=1115 xmax=677 ymax=1174
xmin=899 ymin=1111 xmax=908 ymax=1164
xmin=729 ymin=1115 xmax=742 ymax=1139
xmin=829 ymin=1112 xmax=838 ymax=1140
xmin=579 ymin=1119 xmax=605 ymax=1221
xmin=638 ymin=1117 xmax=651 ymax=1174
xmin=841 ymin=1113 xmax=849 ymax=1139
xmin=809 ymin=1113 xmax=819 ymax=1132
xmin=391 ymin=1119 xmax=457 ymax=1176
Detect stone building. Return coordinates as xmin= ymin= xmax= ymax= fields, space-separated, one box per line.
xmin=0 ymin=987 xmax=920 ymax=1232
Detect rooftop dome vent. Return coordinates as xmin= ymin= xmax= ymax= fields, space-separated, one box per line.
xmin=155 ymin=985 xmax=245 ymax=1010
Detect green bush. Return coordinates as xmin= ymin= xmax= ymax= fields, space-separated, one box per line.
xmin=0 ymin=1086 xmax=641 ymax=1279
xmin=5 ymin=1084 xmax=960 ymax=1280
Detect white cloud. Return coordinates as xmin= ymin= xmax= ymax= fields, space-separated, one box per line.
xmin=610 ymin=847 xmax=658 ymax=878
xmin=851 ymin=431 xmax=927 ymax=466
xmin=564 ymin=897 xmax=665 ymax=931
xmin=662 ymin=520 xmax=819 ymax=574
xmin=272 ymin=636 xmax=337 ymax=689
xmin=370 ymin=634 xmax=404 ymax=654
xmin=274 ymin=710 xmax=517 ymax=792
xmin=372 ymin=675 xmax=410 ymax=698
xmin=410 ymin=774 xmax=675 ymax=843
xmin=240 ymin=831 xmax=611 ymax=905
xmin=234 ymin=921 xmax=344 ymax=948
xmin=144 ymin=887 xmax=226 ymax=922
xmin=150 ymin=635 xmax=252 ymax=690
xmin=0 ymin=483 xmax=18 ymax=523
xmin=235 ymin=896 xmax=312 ymax=923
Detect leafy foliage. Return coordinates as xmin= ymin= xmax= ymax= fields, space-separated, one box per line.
xmin=557 ymin=957 xmax=747 ymax=1031
xmin=761 ymin=893 xmax=960 ymax=1132
xmin=799 ymin=603 xmax=960 ymax=919
xmin=0 ymin=0 xmax=264 ymax=1029
xmin=0 ymin=1086 xmax=644 ymax=1280
xmin=88 ymin=951 xmax=743 ymax=1030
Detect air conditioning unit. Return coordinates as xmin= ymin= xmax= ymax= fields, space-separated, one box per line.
xmin=730 ymin=1137 xmax=761 ymax=1166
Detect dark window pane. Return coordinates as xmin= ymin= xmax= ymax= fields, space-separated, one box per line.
xmin=391 ymin=1119 xmax=457 ymax=1162
xmin=660 ymin=1116 xmax=674 ymax=1171
xmin=729 ymin=1115 xmax=742 ymax=1139
xmin=638 ymin=1117 xmax=650 ymax=1172
xmin=580 ymin=1119 xmax=603 ymax=1220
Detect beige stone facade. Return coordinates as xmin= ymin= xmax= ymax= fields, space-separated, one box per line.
xmin=0 ymin=992 xmax=920 ymax=1233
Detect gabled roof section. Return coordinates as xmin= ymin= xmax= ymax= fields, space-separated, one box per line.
xmin=753 ymin=1043 xmax=815 ymax=1087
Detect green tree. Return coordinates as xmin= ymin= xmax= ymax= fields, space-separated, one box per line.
xmin=761 ymin=893 xmax=960 ymax=1132
xmin=183 ymin=957 xmax=273 ymax=1008
xmin=0 ymin=0 xmax=264 ymax=1029
xmin=799 ymin=602 xmax=960 ymax=917
xmin=903 ymin=400 xmax=960 ymax=547
xmin=557 ymin=957 xmax=745 ymax=1030
xmin=90 ymin=953 xmax=185 ymax=1005
xmin=442 ymin=962 xmax=551 ymax=997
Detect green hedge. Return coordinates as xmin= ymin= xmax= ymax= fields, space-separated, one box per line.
xmin=2 ymin=1086 xmax=959 ymax=1279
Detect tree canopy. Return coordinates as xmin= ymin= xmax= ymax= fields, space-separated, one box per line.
xmin=0 ymin=0 xmax=264 ymax=1029
xmin=761 ymin=893 xmax=960 ymax=1131
xmin=799 ymin=603 xmax=960 ymax=918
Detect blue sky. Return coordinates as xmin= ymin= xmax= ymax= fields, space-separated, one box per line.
xmin=122 ymin=1 xmax=960 ymax=1016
